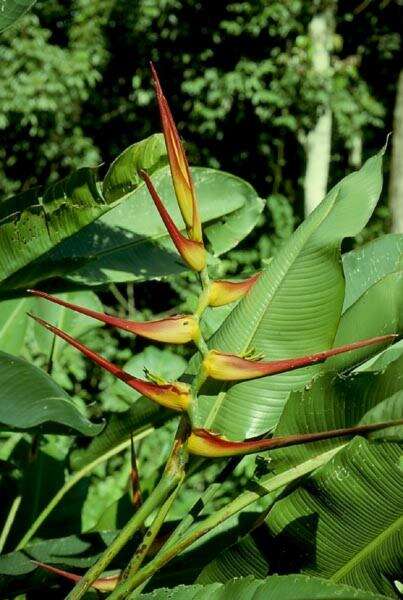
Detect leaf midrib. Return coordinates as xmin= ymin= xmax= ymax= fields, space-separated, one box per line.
xmin=331 ymin=513 xmax=403 ymax=583
xmin=203 ymin=193 xmax=338 ymax=430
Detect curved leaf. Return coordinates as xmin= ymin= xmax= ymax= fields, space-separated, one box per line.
xmin=0 ymin=352 xmax=103 ymax=436
xmin=140 ymin=574 xmax=389 ymax=600
xmin=197 ymin=149 xmax=385 ymax=438
xmin=103 ymin=133 xmax=168 ymax=202
xmin=342 ymin=233 xmax=403 ymax=311
xmin=0 ymin=168 xmax=109 ymax=294
xmin=267 ymin=355 xmax=403 ymax=474
xmin=266 ymin=439 xmax=403 ymax=598
xmin=55 ymin=166 xmax=263 ymax=287
xmin=326 ymin=271 xmax=402 ymax=373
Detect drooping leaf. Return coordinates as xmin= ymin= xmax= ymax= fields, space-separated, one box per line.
xmin=342 ymin=233 xmax=403 ymax=311
xmin=0 ymin=168 xmax=109 ymax=294
xmin=0 ymin=351 xmax=103 ymax=435
xmin=54 ymin=166 xmax=264 ymax=287
xmin=0 ymin=0 xmax=37 ymax=33
xmin=139 ymin=574 xmax=390 ymax=600
xmin=197 ymin=149 xmax=386 ymax=438
xmin=103 ymin=133 xmax=168 ymax=202
xmin=266 ymin=439 xmax=403 ymax=598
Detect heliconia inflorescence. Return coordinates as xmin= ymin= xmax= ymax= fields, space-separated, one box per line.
xmin=207 ymin=273 xmax=261 ymax=307
xmin=28 ymin=314 xmax=191 ymax=412
xmin=28 ymin=289 xmax=200 ymax=344
xmin=187 ymin=419 xmax=403 ymax=457
xmin=202 ymin=334 xmax=398 ymax=381
xmin=140 ymin=169 xmax=206 ymax=271
xmin=150 ymin=62 xmax=202 ymax=242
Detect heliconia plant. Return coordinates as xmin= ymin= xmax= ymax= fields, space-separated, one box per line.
xmin=18 ymin=65 xmax=401 ymax=599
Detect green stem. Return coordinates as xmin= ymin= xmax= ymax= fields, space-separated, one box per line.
xmin=121 ymin=445 xmax=344 ymax=591
xmin=162 ymin=456 xmax=240 ymax=552
xmin=66 ymin=475 xmax=177 ymax=600
xmin=66 ymin=417 xmax=190 ymax=600
xmin=109 ymin=485 xmax=182 ymax=600
xmin=16 ymin=430 xmax=152 ymax=551
xmin=0 ymin=495 xmax=21 ymax=553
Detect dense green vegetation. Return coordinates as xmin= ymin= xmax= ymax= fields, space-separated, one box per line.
xmin=0 ymin=2 xmax=402 ymax=599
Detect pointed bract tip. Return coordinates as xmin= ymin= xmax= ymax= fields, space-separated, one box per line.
xmin=140 ymin=169 xmax=205 ymax=271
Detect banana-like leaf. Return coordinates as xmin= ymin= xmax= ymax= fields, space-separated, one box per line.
xmin=342 ymin=233 xmax=403 ymax=311
xmin=197 ymin=149 xmax=386 ymax=438
xmin=0 ymin=351 xmax=103 ymax=435
xmin=140 ymin=574 xmax=390 ymax=599
xmin=326 ymin=271 xmax=402 ymax=372
xmin=103 ymin=133 xmax=168 ymax=202
xmin=267 ymin=355 xmax=403 ymax=474
xmin=0 ymin=0 xmax=37 ymax=33
xmin=196 ymin=535 xmax=268 ymax=584
xmin=266 ymin=439 xmax=403 ymax=598
xmin=0 ymin=297 xmax=33 ymax=354
xmin=0 ymin=168 xmax=109 ymax=294
xmin=55 ymin=166 xmax=264 ymax=287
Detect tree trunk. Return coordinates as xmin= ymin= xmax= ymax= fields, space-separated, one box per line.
xmin=303 ymin=11 xmax=334 ymax=216
xmin=389 ymin=69 xmax=403 ymax=233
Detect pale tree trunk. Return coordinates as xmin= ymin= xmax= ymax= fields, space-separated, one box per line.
xmin=389 ymin=70 xmax=403 ymax=233
xmin=303 ymin=10 xmax=334 ymax=216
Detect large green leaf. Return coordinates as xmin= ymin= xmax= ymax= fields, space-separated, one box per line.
xmin=103 ymin=133 xmax=168 ymax=202
xmin=342 ymin=233 xmax=403 ymax=311
xmin=0 ymin=352 xmax=103 ymax=435
xmin=266 ymin=439 xmax=403 ymax=598
xmin=196 ymin=150 xmax=386 ymax=439
xmin=0 ymin=168 xmax=109 ymax=294
xmin=268 ymin=355 xmax=403 ymax=474
xmin=139 ymin=574 xmax=390 ymax=600
xmin=0 ymin=297 xmax=32 ymax=354
xmin=53 ymin=166 xmax=264 ymax=287
xmin=0 ymin=0 xmax=37 ymax=33
xmin=326 ymin=271 xmax=402 ymax=372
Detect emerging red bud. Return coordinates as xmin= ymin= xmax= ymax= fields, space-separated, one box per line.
xmin=140 ymin=169 xmax=206 ymax=272
xmin=28 ymin=289 xmax=199 ymax=344
xmin=32 ymin=561 xmax=119 ymax=592
xmin=208 ymin=273 xmax=261 ymax=307
xmin=203 ymin=334 xmax=398 ymax=381
xmin=150 ymin=62 xmax=202 ymax=242
xmin=187 ymin=419 xmax=403 ymax=457
xmin=28 ymin=314 xmax=190 ymax=411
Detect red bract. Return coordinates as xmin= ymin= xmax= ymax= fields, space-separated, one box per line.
xmin=140 ymin=169 xmax=206 ymax=272
xmin=150 ymin=62 xmax=202 ymax=242
xmin=208 ymin=273 xmax=261 ymax=307
xmin=188 ymin=419 xmax=403 ymax=457
xmin=28 ymin=289 xmax=199 ymax=344
xmin=28 ymin=314 xmax=190 ymax=411
xmin=202 ymin=334 xmax=398 ymax=381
